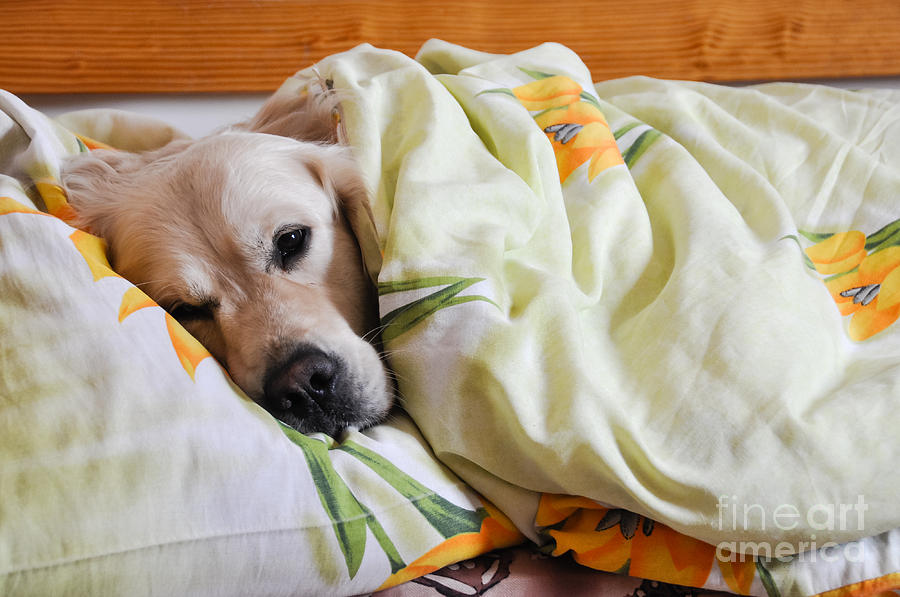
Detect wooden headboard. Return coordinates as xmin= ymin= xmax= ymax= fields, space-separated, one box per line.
xmin=3 ymin=0 xmax=900 ymax=94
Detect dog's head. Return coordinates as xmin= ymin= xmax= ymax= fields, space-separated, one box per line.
xmin=60 ymin=92 xmax=392 ymax=436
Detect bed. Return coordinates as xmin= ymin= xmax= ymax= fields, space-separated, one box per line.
xmin=2 ymin=2 xmax=900 ymax=596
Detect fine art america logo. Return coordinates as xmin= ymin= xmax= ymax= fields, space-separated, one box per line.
xmin=714 ymin=495 xmax=869 ymax=563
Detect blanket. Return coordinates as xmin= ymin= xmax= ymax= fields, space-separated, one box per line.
xmin=307 ymin=40 xmax=900 ymax=590
xmin=314 ymin=40 xmax=900 ymax=547
xmin=3 ymin=40 xmax=900 ymax=596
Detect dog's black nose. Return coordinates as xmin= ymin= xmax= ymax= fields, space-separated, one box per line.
xmin=263 ymin=346 xmax=351 ymax=435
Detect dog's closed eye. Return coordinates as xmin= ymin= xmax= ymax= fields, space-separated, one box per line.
xmin=169 ymin=302 xmax=216 ymax=322
xmin=273 ymin=225 xmax=311 ymax=271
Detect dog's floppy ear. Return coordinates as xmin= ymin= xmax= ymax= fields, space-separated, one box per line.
xmin=239 ymin=90 xmax=342 ymax=144
xmin=305 ymin=145 xmax=382 ymax=283
xmin=60 ymin=140 xmax=189 ymax=239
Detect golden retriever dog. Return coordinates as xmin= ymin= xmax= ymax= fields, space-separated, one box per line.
xmin=60 ymin=90 xmax=392 ymax=437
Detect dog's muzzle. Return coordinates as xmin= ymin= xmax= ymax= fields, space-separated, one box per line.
xmin=263 ymin=344 xmax=362 ymax=437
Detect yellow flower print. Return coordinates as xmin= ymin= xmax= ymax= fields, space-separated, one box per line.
xmin=34 ymin=181 xmax=78 ymax=224
xmin=804 ymin=230 xmax=867 ymax=275
xmin=69 ymin=232 xmax=213 ymax=379
xmin=534 ymin=102 xmax=624 ymax=183
xmin=164 ymin=312 xmax=212 ymax=380
xmin=512 ymin=75 xmax=583 ymax=110
xmin=75 ymin=134 xmax=114 ymax=151
xmin=535 ymin=493 xmax=603 ymax=526
xmin=377 ymin=500 xmax=523 ymax=590
xmin=481 ymin=70 xmax=627 ymax=183
xmin=3 ymin=182 xmax=76 ymax=224
xmin=825 ymin=246 xmax=900 ymax=341
xmin=798 ymin=220 xmax=900 ymax=341
xmin=4 ymin=193 xmax=212 ymax=380
xmin=69 ymin=229 xmax=121 ymax=281
xmin=118 ymin=286 xmax=156 ymax=321
xmin=117 ymin=286 xmax=212 ymax=380
xmin=536 ymin=494 xmax=755 ymax=594
xmin=0 ymin=196 xmax=47 ymax=216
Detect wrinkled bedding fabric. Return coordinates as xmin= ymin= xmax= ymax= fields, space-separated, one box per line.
xmin=325 ymin=40 xmax=900 ymax=548
xmin=2 ymin=40 xmax=899 ymax=596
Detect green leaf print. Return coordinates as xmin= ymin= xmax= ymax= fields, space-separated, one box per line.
xmin=339 ymin=440 xmax=487 ymax=538
xmin=379 ymin=276 xmax=498 ymax=344
xmin=517 ymin=67 xmax=555 ymax=80
xmin=780 ymin=234 xmax=816 ymax=269
xmin=756 ymin=559 xmax=782 ymax=597
xmin=378 ymin=276 xmax=482 ymax=295
xmin=621 ymin=129 xmax=662 ymax=169
xmin=279 ymin=423 xmax=405 ymax=578
xmin=477 ymin=88 xmax=517 ymax=100
xmin=801 ymin=219 xmax=900 ymax=254
xmin=277 ymin=421 xmax=493 ymax=578
xmin=797 ymin=230 xmax=834 ymax=244
xmin=612 ymin=122 xmax=643 ymax=140
xmin=357 ymin=499 xmax=407 ymax=574
xmin=279 ymin=423 xmax=370 ymax=577
xmin=865 ymin=218 xmax=900 ymax=252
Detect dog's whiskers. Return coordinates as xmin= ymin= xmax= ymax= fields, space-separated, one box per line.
xmin=380 ymin=367 xmax=409 ymax=390
xmin=361 ymin=322 xmax=392 ymax=344
xmin=383 ymin=368 xmax=406 ymax=383
xmin=378 ymin=347 xmax=414 ymax=365
xmin=388 ymin=387 xmax=407 ymax=408
xmin=132 ymin=280 xmax=167 ymax=290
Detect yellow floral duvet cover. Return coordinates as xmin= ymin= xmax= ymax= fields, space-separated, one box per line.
xmin=2 ymin=40 xmax=900 ymax=596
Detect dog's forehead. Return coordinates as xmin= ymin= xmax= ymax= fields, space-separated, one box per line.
xmin=181 ymin=135 xmax=338 ymax=234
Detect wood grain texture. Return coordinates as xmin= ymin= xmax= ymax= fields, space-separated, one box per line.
xmin=2 ymin=0 xmax=899 ymax=93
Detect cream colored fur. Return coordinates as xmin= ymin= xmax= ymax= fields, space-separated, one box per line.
xmin=61 ymin=92 xmax=391 ymax=436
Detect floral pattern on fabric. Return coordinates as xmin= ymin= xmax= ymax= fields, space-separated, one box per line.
xmin=483 ymin=69 xmax=626 ymax=183
xmin=796 ymin=219 xmax=900 ymax=340
xmin=1 ymin=109 xmax=521 ymax=592
xmin=535 ymin=494 xmax=757 ymax=595
xmin=5 ymin=43 xmax=900 ymax=597
xmin=68 ymin=223 xmax=215 ymax=379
